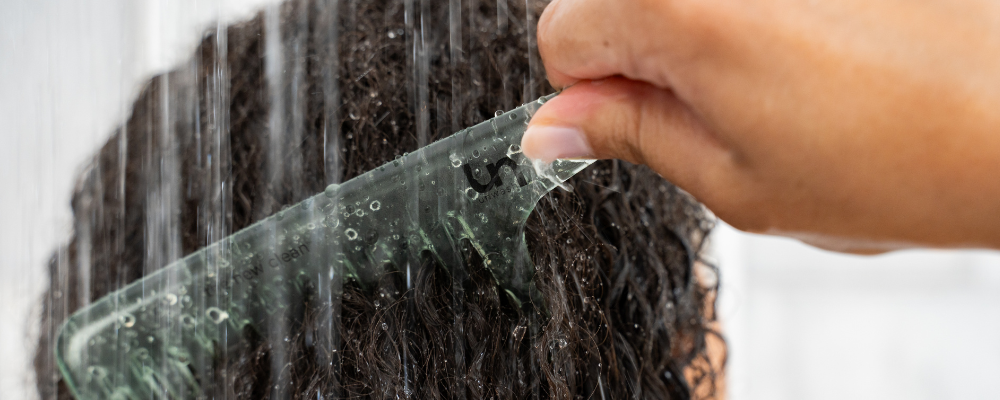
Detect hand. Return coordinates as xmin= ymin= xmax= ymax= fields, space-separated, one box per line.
xmin=521 ymin=0 xmax=1000 ymax=252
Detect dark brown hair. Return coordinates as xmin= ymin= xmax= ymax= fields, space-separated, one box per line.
xmin=34 ymin=0 xmax=723 ymax=398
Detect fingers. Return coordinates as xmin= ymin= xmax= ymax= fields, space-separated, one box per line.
xmin=522 ymin=78 xmax=739 ymax=204
xmin=790 ymin=232 xmax=915 ymax=255
xmin=537 ymin=0 xmax=694 ymax=88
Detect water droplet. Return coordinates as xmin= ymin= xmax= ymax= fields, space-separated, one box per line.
xmin=473 ymin=150 xmax=481 ymax=158
xmin=181 ymin=314 xmax=196 ymax=327
xmin=345 ymin=228 xmax=359 ymax=240
xmin=509 ymin=113 xmax=517 ymax=121
xmin=369 ymin=91 xmax=378 ymax=98
xmin=119 ymin=313 xmax=135 ymax=328
xmin=495 ymin=110 xmax=503 ymax=117
xmin=450 ymin=154 xmax=462 ymax=167
xmin=206 ymin=307 xmax=229 ymax=324
xmin=163 ymin=293 xmax=178 ymax=305
xmin=381 ymin=322 xmax=388 ymax=331
xmin=537 ymin=96 xmax=548 ymax=104
xmin=324 ymin=183 xmax=340 ymax=198
xmin=369 ymin=200 xmax=381 ymax=211
xmin=388 ymin=31 xmax=396 ymax=39
xmin=465 ymin=188 xmax=479 ymax=199
xmin=508 ymin=144 xmax=521 ymax=154
xmin=349 ymin=112 xmax=359 ymax=120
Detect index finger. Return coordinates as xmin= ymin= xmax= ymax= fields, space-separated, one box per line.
xmin=537 ymin=0 xmax=690 ymax=88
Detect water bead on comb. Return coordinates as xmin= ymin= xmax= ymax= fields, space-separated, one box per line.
xmin=55 ymin=94 xmax=594 ymax=399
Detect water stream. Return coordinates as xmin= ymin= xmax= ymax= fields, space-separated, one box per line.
xmin=45 ymin=1 xmax=581 ymax=398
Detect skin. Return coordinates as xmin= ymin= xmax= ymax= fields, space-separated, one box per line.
xmin=521 ymin=0 xmax=1000 ymax=253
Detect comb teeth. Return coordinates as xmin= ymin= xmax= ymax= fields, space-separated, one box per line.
xmin=55 ymin=94 xmax=594 ymax=399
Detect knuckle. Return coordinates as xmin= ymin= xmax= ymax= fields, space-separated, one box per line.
xmin=605 ymin=91 xmax=649 ymax=166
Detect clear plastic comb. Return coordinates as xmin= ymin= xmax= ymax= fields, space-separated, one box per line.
xmin=55 ymin=94 xmax=593 ymax=399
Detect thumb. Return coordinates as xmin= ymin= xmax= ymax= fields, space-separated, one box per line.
xmin=522 ymin=77 xmax=738 ymax=199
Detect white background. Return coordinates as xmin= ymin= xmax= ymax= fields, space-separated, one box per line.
xmin=0 ymin=1 xmax=279 ymax=398
xmin=714 ymin=226 xmax=1000 ymax=399
xmin=2 ymin=1 xmax=1000 ymax=399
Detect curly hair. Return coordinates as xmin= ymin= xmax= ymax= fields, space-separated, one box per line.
xmin=34 ymin=0 xmax=724 ymax=398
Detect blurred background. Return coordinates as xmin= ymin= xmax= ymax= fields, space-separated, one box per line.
xmin=2 ymin=1 xmax=1000 ymax=399
xmin=714 ymin=227 xmax=1000 ymax=399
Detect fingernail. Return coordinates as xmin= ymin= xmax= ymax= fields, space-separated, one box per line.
xmin=521 ymin=125 xmax=593 ymax=162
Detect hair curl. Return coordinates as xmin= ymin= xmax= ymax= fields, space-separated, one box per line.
xmin=34 ymin=0 xmax=724 ymax=398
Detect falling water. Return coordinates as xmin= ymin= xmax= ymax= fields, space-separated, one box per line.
xmin=18 ymin=1 xmax=657 ymax=399
xmin=264 ymin=6 xmax=290 ymax=397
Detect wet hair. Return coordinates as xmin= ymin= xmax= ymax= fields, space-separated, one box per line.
xmin=34 ymin=0 xmax=723 ymax=399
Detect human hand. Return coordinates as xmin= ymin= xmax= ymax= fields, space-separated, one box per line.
xmin=521 ymin=0 xmax=1000 ymax=252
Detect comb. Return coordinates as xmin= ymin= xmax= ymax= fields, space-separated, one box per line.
xmin=54 ymin=94 xmax=593 ymax=399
